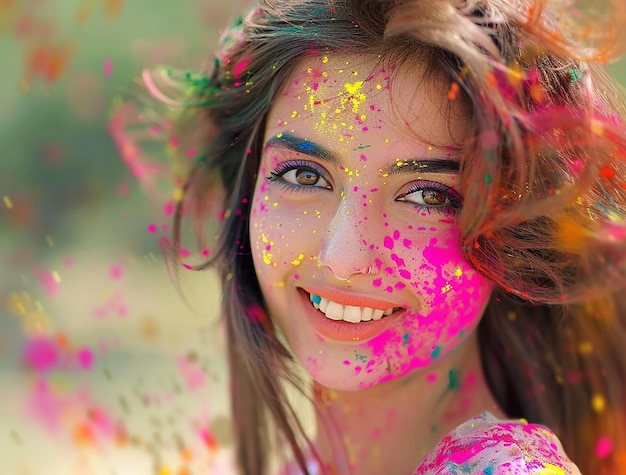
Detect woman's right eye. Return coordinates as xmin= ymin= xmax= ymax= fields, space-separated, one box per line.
xmin=268 ymin=162 xmax=332 ymax=190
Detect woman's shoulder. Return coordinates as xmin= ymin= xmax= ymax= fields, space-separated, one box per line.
xmin=413 ymin=412 xmax=581 ymax=475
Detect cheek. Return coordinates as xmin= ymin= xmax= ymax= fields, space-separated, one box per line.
xmin=249 ymin=178 xmax=323 ymax=277
xmin=352 ymin=227 xmax=492 ymax=383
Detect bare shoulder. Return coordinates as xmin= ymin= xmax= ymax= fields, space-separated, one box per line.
xmin=413 ymin=412 xmax=581 ymax=475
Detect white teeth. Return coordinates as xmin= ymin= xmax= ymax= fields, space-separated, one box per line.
xmin=343 ymin=306 xmax=362 ymax=323
xmin=309 ymin=294 xmax=397 ymax=323
xmin=372 ymin=309 xmax=384 ymax=321
xmin=361 ymin=307 xmax=373 ymax=322
xmin=325 ymin=301 xmax=344 ymax=320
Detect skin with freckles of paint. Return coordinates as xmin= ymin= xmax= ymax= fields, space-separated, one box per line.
xmin=249 ymin=53 xmax=494 ymax=391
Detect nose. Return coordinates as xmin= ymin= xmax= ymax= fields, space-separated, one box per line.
xmin=317 ymin=199 xmax=379 ymax=281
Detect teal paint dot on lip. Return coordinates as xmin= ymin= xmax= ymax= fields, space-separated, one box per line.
xmin=312 ymin=294 xmax=321 ymax=305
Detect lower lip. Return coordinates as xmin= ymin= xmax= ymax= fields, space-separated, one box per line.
xmin=298 ymin=289 xmax=400 ymax=342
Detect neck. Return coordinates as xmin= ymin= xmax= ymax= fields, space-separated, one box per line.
xmin=311 ymin=333 xmax=505 ymax=475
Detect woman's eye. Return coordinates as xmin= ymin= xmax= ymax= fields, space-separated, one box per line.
xmin=268 ymin=162 xmax=332 ymax=190
xmin=398 ymin=180 xmax=463 ymax=214
xmin=420 ymin=190 xmax=448 ymax=206
xmin=284 ymin=168 xmax=328 ymax=187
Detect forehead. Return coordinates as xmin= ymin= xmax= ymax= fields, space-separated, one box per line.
xmin=266 ymin=52 xmax=469 ymax=151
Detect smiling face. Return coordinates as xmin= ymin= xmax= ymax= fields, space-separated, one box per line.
xmin=249 ymin=53 xmax=494 ymax=391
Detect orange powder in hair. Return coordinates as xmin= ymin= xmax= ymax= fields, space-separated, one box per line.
xmin=555 ymin=215 xmax=587 ymax=251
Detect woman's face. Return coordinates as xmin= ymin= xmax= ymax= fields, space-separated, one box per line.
xmin=249 ymin=53 xmax=493 ymax=390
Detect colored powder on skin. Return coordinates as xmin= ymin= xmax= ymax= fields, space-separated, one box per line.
xmin=383 ymin=236 xmax=394 ymax=249
xmin=430 ymin=345 xmax=442 ymax=359
xmin=448 ymin=369 xmax=459 ymax=389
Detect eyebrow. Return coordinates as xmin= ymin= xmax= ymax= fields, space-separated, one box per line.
xmin=264 ymin=134 xmax=337 ymax=163
xmin=263 ymin=133 xmax=460 ymax=175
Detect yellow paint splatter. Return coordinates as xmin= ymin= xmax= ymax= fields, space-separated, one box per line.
xmin=343 ymin=80 xmax=366 ymax=113
xmin=592 ymin=394 xmax=606 ymax=413
xmin=3 ymin=196 xmax=12 ymax=208
xmin=537 ymin=463 xmax=565 ymax=475
xmin=440 ymin=284 xmax=452 ymax=294
xmin=291 ymin=254 xmax=305 ymax=266
xmin=578 ymin=341 xmax=593 ymax=355
xmin=591 ymin=118 xmax=604 ymax=136
xmin=261 ymin=234 xmax=275 ymax=266
xmin=454 ymin=268 xmax=463 ymax=277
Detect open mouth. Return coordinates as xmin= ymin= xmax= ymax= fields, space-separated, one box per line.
xmin=307 ymin=292 xmax=403 ymax=324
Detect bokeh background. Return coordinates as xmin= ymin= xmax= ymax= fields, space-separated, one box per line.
xmin=1 ymin=1 xmax=250 ymax=474
xmin=2 ymin=2 xmax=626 ymax=475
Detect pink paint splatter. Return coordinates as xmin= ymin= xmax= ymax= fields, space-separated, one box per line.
xmin=163 ymin=201 xmax=175 ymax=216
xmin=103 ymin=59 xmax=113 ymax=77
xmin=110 ymin=265 xmax=123 ymax=280
xmin=595 ymin=435 xmax=612 ymax=458
xmin=178 ymin=357 xmax=207 ymax=391
xmin=39 ymin=270 xmax=59 ymax=298
xmin=77 ymin=348 xmax=94 ymax=370
xmin=23 ymin=338 xmax=58 ymax=372
xmin=147 ymin=223 xmax=157 ymax=233
xmin=232 ymin=55 xmax=252 ymax=79
xmin=383 ymin=236 xmax=394 ymax=250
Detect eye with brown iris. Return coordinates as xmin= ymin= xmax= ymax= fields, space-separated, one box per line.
xmin=295 ymin=168 xmax=320 ymax=185
xmin=422 ymin=190 xmax=448 ymax=206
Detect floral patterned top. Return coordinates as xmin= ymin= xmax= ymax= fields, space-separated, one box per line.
xmin=413 ymin=412 xmax=581 ymax=475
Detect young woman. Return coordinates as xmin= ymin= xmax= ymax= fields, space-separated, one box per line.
xmin=141 ymin=0 xmax=626 ymax=473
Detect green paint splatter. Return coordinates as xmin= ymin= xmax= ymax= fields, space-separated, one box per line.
xmin=458 ymin=329 xmax=466 ymax=338
xmin=448 ymin=369 xmax=459 ymax=389
xmin=485 ymin=174 xmax=492 ymax=184
xmin=568 ymin=68 xmax=582 ymax=84
xmin=402 ymin=333 xmax=410 ymax=345
xmin=430 ymin=345 xmax=442 ymax=359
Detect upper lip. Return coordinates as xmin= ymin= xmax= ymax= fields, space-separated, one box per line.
xmin=300 ymin=287 xmax=406 ymax=310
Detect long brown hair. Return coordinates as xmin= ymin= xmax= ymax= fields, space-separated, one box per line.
xmin=141 ymin=0 xmax=626 ymax=473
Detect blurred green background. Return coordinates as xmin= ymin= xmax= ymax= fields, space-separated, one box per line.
xmin=1 ymin=1 xmax=248 ymax=474
xmin=1 ymin=2 xmax=626 ymax=475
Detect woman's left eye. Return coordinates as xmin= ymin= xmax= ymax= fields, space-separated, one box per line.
xmin=397 ymin=180 xmax=463 ymax=214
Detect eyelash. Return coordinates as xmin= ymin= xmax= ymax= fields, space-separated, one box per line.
xmin=400 ymin=180 xmax=463 ymax=215
xmin=267 ymin=160 xmax=330 ymax=192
